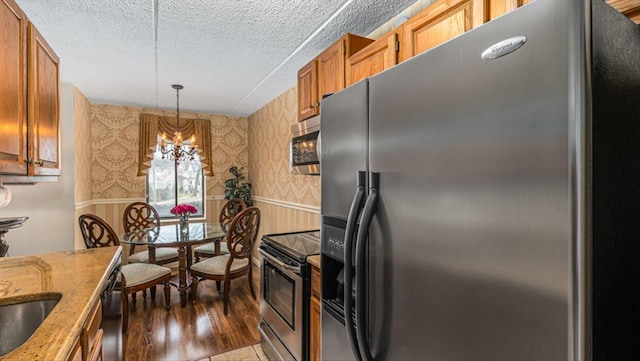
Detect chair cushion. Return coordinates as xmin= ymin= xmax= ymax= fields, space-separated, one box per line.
xmin=128 ymin=247 xmax=179 ymax=263
xmin=190 ymin=254 xmax=249 ymax=276
xmin=193 ymin=242 xmax=230 ymax=255
xmin=121 ymin=263 xmax=171 ymax=287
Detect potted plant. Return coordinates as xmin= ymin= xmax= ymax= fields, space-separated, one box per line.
xmin=224 ymin=166 xmax=253 ymax=206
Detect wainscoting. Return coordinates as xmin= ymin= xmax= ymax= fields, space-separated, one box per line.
xmin=252 ymin=197 xmax=320 ymax=242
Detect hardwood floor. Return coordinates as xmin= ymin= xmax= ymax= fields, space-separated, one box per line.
xmin=101 ymin=264 xmax=261 ymax=361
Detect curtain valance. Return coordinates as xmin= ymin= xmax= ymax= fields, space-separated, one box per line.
xmin=138 ymin=114 xmax=214 ymax=176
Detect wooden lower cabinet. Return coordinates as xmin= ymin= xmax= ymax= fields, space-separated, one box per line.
xmin=310 ymin=264 xmax=321 ymax=361
xmin=68 ymin=337 xmax=82 ymax=361
xmin=310 ymin=296 xmax=321 ymax=361
xmin=67 ymin=298 xmax=103 ymax=361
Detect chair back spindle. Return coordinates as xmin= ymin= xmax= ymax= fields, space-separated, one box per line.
xmin=123 ymin=202 xmax=161 ymax=233
xmin=79 ymin=214 xmax=120 ymax=249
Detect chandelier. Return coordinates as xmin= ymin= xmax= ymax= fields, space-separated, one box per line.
xmin=158 ymin=84 xmax=197 ymax=163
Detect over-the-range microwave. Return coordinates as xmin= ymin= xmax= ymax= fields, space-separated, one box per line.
xmin=290 ymin=115 xmax=320 ymax=175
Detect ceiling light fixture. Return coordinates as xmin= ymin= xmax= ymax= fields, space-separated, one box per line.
xmin=158 ymin=84 xmax=197 ymax=164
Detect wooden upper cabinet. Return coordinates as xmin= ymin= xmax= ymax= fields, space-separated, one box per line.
xmin=607 ymin=0 xmax=640 ymax=24
xmin=402 ymin=0 xmax=489 ymax=61
xmin=0 ymin=1 xmax=60 ymax=182
xmin=27 ymin=22 xmax=60 ymax=176
xmin=297 ymin=60 xmax=318 ymax=122
xmin=0 ymin=0 xmax=28 ymax=176
xmin=297 ymin=33 xmax=373 ymax=121
xmin=317 ymin=40 xmax=345 ymax=100
xmin=347 ymin=28 xmax=402 ymax=87
xmin=488 ymin=0 xmax=531 ymax=21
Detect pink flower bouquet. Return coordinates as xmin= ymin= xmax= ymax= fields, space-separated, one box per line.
xmin=170 ymin=204 xmax=197 ymax=216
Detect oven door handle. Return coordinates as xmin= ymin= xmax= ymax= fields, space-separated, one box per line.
xmin=259 ymin=249 xmax=302 ymax=273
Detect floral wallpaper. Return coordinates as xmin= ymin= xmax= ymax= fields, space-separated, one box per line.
xmin=248 ymin=87 xmax=320 ymax=207
xmin=91 ymin=104 xmax=248 ymax=199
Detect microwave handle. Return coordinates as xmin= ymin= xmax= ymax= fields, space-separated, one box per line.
xmin=289 ymin=139 xmax=294 ymax=173
xmin=316 ymin=131 xmax=321 ymax=162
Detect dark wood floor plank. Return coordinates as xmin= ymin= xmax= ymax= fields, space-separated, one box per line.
xmin=102 ymin=265 xmax=261 ymax=361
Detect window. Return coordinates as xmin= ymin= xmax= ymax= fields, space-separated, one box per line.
xmin=147 ymin=147 xmax=204 ymax=218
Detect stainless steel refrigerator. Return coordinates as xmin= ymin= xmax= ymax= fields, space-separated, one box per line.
xmin=319 ymin=0 xmax=640 ymax=360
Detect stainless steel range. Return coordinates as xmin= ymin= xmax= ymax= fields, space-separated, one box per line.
xmin=258 ymin=230 xmax=320 ymax=361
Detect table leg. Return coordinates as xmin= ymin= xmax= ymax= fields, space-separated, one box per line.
xmin=178 ymin=246 xmax=188 ymax=307
xmin=186 ymin=246 xmax=193 ymax=269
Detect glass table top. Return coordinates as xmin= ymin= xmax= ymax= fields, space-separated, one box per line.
xmin=121 ymin=222 xmax=225 ymax=247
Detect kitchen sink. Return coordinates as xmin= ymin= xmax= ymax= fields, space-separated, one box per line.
xmin=0 ymin=293 xmax=61 ymax=356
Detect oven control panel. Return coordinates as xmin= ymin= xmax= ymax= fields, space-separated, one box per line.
xmin=322 ymin=223 xmax=345 ymax=261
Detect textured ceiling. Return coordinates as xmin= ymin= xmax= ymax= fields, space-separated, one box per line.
xmin=15 ymin=0 xmax=417 ymax=116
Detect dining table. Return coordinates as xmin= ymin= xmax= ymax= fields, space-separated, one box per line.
xmin=121 ymin=222 xmax=226 ymax=307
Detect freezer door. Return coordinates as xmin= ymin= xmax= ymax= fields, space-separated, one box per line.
xmin=320 ymin=80 xmax=369 ymax=220
xmin=322 ymin=308 xmax=356 ymax=361
xmin=367 ymin=0 xmax=575 ymax=360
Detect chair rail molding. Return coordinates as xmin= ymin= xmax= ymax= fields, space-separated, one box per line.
xmin=252 ymin=196 xmax=320 ymax=214
xmin=75 ymin=200 xmax=94 ymax=210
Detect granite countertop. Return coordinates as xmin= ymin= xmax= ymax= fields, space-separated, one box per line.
xmin=0 ymin=247 xmax=121 ymax=361
xmin=307 ymin=254 xmax=320 ymax=269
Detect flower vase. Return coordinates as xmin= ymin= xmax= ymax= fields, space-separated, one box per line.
xmin=179 ymin=214 xmax=189 ymax=234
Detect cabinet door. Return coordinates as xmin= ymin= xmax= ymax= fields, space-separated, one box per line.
xmin=607 ymin=0 xmax=640 ymax=24
xmin=0 ymin=0 xmax=28 ymax=175
xmin=67 ymin=336 xmax=83 ymax=361
xmin=488 ymin=0 xmax=529 ymax=20
xmin=310 ymin=265 xmax=321 ymax=361
xmin=298 ymin=60 xmax=318 ymax=121
xmin=317 ymin=39 xmax=345 ymax=100
xmin=403 ymin=0 xmax=488 ymax=61
xmin=347 ymin=31 xmax=400 ymax=87
xmin=310 ymin=296 xmax=321 ymax=361
xmin=27 ymin=22 xmax=60 ymax=176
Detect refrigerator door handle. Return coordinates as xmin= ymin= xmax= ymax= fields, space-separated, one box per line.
xmin=344 ymin=170 xmax=367 ymax=361
xmin=354 ymin=172 xmax=379 ymax=361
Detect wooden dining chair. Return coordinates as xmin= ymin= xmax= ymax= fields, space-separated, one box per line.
xmin=78 ymin=213 xmax=123 ymax=300
xmin=193 ymin=198 xmax=247 ymax=262
xmin=78 ymin=213 xmax=172 ymax=333
xmin=79 ymin=213 xmax=121 ymax=249
xmin=123 ymin=202 xmax=179 ymax=266
xmin=120 ymin=263 xmax=171 ymax=333
xmin=190 ymin=207 xmax=260 ymax=315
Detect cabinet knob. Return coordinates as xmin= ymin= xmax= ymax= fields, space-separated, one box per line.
xmin=35 ymin=160 xmax=45 ymax=166
xmin=309 ymin=105 xmax=314 ymax=109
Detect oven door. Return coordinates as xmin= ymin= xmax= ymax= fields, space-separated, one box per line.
xmin=259 ymin=249 xmax=304 ymax=361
